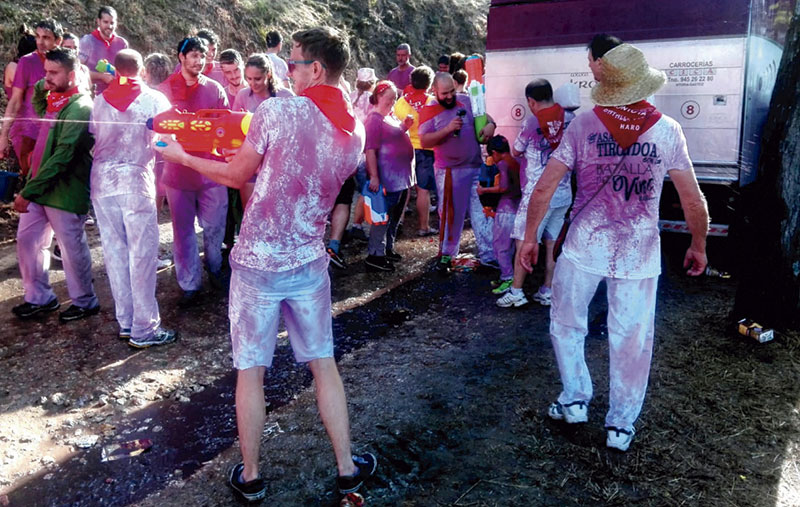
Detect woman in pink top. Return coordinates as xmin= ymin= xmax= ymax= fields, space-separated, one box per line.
xmin=232 ymin=53 xmax=293 ymax=206
xmin=363 ymin=81 xmax=414 ymax=272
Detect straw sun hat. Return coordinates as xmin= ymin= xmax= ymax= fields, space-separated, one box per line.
xmin=591 ymin=43 xmax=666 ymax=107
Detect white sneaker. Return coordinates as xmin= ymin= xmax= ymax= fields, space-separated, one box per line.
xmin=606 ymin=426 xmax=635 ymax=451
xmin=533 ymin=287 xmax=552 ymax=306
xmin=547 ymin=401 xmax=589 ymax=423
xmin=496 ymin=291 xmax=528 ymax=308
xmin=157 ymin=257 xmax=173 ymax=269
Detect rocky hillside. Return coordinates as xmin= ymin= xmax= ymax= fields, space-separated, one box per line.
xmin=1 ymin=0 xmax=490 ymax=81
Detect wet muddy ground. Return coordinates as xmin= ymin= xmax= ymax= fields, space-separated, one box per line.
xmin=0 ymin=201 xmax=798 ymax=506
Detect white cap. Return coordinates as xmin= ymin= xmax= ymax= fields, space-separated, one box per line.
xmin=357 ymin=67 xmax=377 ymax=82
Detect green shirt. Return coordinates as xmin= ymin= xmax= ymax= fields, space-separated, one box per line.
xmin=21 ymin=80 xmax=94 ymax=214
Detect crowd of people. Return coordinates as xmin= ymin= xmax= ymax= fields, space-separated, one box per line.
xmin=1 ymin=8 xmax=711 ymax=502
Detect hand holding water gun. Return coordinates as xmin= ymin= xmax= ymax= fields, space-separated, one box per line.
xmin=147 ymin=108 xmax=253 ymax=157
xmin=95 ymin=59 xmax=116 ymax=76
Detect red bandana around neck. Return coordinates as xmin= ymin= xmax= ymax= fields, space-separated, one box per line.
xmin=403 ymin=89 xmax=431 ymax=113
xmin=418 ymin=100 xmax=465 ymax=126
xmin=534 ymin=103 xmax=566 ymax=150
xmin=301 ymin=85 xmax=357 ymax=136
xmin=593 ymin=101 xmax=662 ymax=150
xmin=103 ymin=76 xmax=142 ymax=111
xmin=165 ymin=71 xmax=200 ymax=103
xmin=91 ymin=29 xmax=115 ymax=48
xmin=46 ymin=87 xmax=80 ymax=113
xmin=203 ymin=61 xmax=216 ymax=76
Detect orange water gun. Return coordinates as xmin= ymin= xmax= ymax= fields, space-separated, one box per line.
xmin=147 ymin=109 xmax=252 ymax=156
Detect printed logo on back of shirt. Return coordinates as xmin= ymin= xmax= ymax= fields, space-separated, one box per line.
xmin=588 ymin=131 xmax=663 ymax=203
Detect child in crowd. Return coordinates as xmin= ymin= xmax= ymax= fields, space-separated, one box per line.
xmin=477 ymin=135 xmax=520 ymax=294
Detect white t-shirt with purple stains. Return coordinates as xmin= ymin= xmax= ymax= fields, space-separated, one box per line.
xmin=231 ymin=96 xmax=366 ymax=272
xmin=89 ymin=85 xmax=173 ymax=200
xmin=513 ymin=111 xmax=574 ymax=209
xmin=551 ymin=111 xmax=692 ymax=279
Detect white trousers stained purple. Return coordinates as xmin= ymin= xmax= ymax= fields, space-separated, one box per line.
xmin=93 ymin=194 xmax=161 ymax=339
xmin=434 ymin=167 xmax=494 ymax=262
xmin=550 ymin=256 xmax=658 ymax=432
xmin=492 ymin=212 xmax=516 ymax=280
xmin=165 ymin=185 xmax=228 ymax=292
xmin=16 ymin=202 xmax=97 ymax=308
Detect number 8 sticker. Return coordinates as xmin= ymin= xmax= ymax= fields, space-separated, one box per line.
xmin=681 ymin=100 xmax=700 ymax=120
xmin=511 ymin=104 xmax=526 ymax=121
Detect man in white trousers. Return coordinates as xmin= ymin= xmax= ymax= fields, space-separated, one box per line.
xmin=520 ymin=40 xmax=709 ymax=451
xmin=90 ymin=49 xmax=176 ymax=348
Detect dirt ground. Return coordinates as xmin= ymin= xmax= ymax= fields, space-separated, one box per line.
xmin=0 ymin=199 xmax=799 ymax=506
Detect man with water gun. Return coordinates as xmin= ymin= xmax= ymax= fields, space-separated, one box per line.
xmin=78 ymin=6 xmax=129 ymax=95
xmin=155 ymin=26 xmax=377 ymax=503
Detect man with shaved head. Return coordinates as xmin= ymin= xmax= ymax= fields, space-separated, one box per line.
xmin=89 ymin=48 xmax=176 ymax=348
xmin=419 ymin=72 xmax=498 ymax=274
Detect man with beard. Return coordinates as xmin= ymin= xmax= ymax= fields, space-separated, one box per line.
xmin=419 ymin=72 xmax=498 ymax=274
xmin=158 ymin=36 xmax=229 ymax=307
xmin=156 ymin=26 xmax=376 ymax=502
xmin=79 ymin=6 xmax=129 ymax=95
xmin=386 ymin=43 xmax=415 ymax=92
xmin=12 ymin=47 xmax=100 ymax=322
xmin=219 ymin=49 xmax=247 ymax=107
xmin=0 ymin=18 xmax=63 ymax=179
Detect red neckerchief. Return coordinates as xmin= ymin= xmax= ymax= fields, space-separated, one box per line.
xmin=593 ymin=100 xmax=662 ymax=150
xmin=403 ymin=89 xmax=430 ymax=113
xmin=301 ymin=85 xmax=357 ymax=136
xmin=103 ymin=76 xmax=142 ymax=111
xmin=203 ymin=61 xmax=217 ymax=76
xmin=418 ymin=100 xmax=465 ymax=126
xmin=36 ymin=50 xmax=46 ymax=64
xmin=46 ymin=87 xmax=80 ymax=113
xmin=165 ymin=71 xmax=200 ymax=102
xmin=534 ymin=103 xmax=566 ymax=150
xmin=91 ymin=29 xmax=116 ymax=48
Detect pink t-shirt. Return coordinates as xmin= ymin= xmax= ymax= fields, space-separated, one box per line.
xmin=387 ymin=65 xmax=415 ymax=91
xmin=78 ymin=33 xmax=129 ymax=94
xmin=89 ymin=85 xmax=172 ymax=200
xmin=230 ymin=96 xmax=365 ymax=272
xmin=10 ymin=51 xmax=46 ymax=141
xmin=364 ymin=111 xmax=414 ymax=192
xmin=158 ymin=75 xmax=229 ymax=191
xmin=231 ymin=86 xmax=293 ymax=112
xmin=418 ymin=94 xmax=482 ymax=170
xmin=552 ymin=111 xmax=693 ymax=279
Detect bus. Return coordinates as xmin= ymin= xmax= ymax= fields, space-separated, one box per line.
xmin=485 ymin=0 xmax=797 ymax=236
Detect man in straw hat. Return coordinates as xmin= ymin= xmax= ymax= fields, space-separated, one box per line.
xmin=519 ymin=36 xmax=709 ymax=451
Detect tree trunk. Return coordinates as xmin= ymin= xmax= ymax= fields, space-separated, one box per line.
xmin=733 ymin=11 xmax=800 ymax=328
